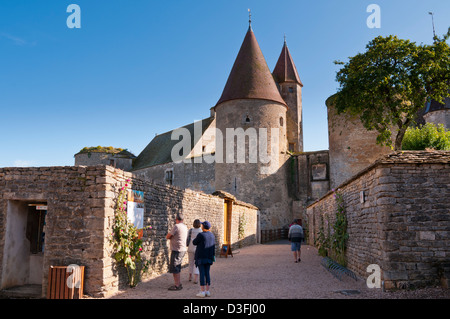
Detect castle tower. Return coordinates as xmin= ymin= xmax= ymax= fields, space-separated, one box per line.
xmin=273 ymin=38 xmax=304 ymax=153
xmin=214 ymin=23 xmax=292 ymax=230
xmin=326 ymin=95 xmax=393 ymax=189
xmin=423 ymin=96 xmax=450 ymax=130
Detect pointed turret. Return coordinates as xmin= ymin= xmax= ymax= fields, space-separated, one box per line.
xmin=214 ymin=22 xmax=291 ymax=231
xmin=273 ymin=38 xmax=304 ymax=153
xmin=273 ymin=40 xmax=303 ymax=86
xmin=216 ymin=27 xmax=287 ymax=107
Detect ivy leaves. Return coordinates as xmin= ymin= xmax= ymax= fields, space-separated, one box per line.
xmin=334 ymin=28 xmax=450 ymax=150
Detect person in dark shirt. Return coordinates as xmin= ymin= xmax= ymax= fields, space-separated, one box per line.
xmin=193 ymin=220 xmax=215 ymax=297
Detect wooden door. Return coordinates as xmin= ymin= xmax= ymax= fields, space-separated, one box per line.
xmin=224 ymin=199 xmax=232 ymax=245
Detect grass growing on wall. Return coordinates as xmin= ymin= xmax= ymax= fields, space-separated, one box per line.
xmin=79 ymin=146 xmax=125 ymax=154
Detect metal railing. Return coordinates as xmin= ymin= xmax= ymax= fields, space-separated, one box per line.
xmin=260 ymin=228 xmax=288 ymax=244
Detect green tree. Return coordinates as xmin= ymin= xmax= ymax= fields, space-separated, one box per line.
xmin=333 ymin=29 xmax=450 ymax=150
xmin=402 ymin=123 xmax=450 ymax=151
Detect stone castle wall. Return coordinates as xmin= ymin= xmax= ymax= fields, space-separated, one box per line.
xmin=278 ymin=82 xmax=303 ymax=152
xmin=215 ymin=99 xmax=292 ymax=230
xmin=307 ymin=151 xmax=450 ymax=289
xmin=423 ymin=110 xmax=450 ymax=131
xmin=132 ymin=158 xmax=216 ymax=195
xmin=104 ymin=169 xmax=258 ymax=283
xmin=75 ymin=152 xmax=133 ymax=171
xmin=327 ymin=104 xmax=393 ymax=189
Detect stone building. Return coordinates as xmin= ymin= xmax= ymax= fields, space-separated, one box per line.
xmin=129 ymin=24 xmax=323 ymax=230
xmin=423 ymin=96 xmax=450 ymax=130
xmin=76 ymin=22 xmax=450 ymax=232
xmin=2 ymin=18 xmax=450 ymax=297
xmin=75 ymin=147 xmax=136 ymax=172
xmin=326 ymin=96 xmax=394 ymax=189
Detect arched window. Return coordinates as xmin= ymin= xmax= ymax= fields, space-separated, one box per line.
xmin=280 ymin=117 xmax=284 ymax=126
xmin=243 ymin=114 xmax=252 ymax=125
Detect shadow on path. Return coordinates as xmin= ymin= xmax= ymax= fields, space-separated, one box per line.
xmin=107 ymin=240 xmax=389 ymax=299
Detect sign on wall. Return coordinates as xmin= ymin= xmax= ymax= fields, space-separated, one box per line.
xmin=127 ymin=190 xmax=145 ymax=238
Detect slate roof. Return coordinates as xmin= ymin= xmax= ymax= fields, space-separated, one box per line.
xmin=376 ymin=150 xmax=450 ymax=164
xmin=215 ymin=27 xmax=287 ymax=107
xmin=425 ymin=96 xmax=450 ymax=113
xmin=132 ymin=117 xmax=215 ymax=171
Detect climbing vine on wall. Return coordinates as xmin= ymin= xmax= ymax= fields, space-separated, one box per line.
xmin=109 ymin=180 xmax=152 ymax=287
xmin=331 ymin=191 xmax=349 ymax=266
xmin=315 ymin=190 xmax=349 ymax=266
xmin=238 ymin=212 xmax=247 ymax=247
xmin=315 ymin=215 xmax=329 ymax=257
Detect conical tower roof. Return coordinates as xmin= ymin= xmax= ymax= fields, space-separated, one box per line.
xmin=216 ymin=27 xmax=287 ymax=107
xmin=273 ymin=40 xmax=303 ymax=86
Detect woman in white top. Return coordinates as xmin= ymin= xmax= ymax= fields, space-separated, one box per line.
xmin=187 ymin=219 xmax=202 ymax=283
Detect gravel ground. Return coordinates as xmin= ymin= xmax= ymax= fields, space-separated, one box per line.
xmin=107 ymin=240 xmax=449 ymax=299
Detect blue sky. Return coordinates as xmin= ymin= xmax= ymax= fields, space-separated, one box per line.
xmin=0 ymin=0 xmax=449 ymax=167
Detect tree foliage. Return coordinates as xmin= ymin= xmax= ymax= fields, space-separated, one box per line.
xmin=333 ymin=29 xmax=450 ymax=150
xmin=402 ymin=123 xmax=450 ymax=151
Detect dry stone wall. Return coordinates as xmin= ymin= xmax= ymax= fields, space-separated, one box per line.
xmin=0 ymin=166 xmax=111 ymax=297
xmin=307 ymin=151 xmax=450 ymax=290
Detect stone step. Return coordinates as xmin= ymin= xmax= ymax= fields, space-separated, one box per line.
xmin=0 ymin=284 xmax=42 ymax=299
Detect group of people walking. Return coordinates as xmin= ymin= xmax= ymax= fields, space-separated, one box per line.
xmin=165 ymin=214 xmax=304 ymax=298
xmin=166 ymin=213 xmax=215 ymax=298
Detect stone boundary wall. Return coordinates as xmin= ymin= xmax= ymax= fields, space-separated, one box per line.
xmin=306 ymin=151 xmax=450 ymax=290
xmin=96 ymin=167 xmax=259 ymax=296
xmin=0 ymin=165 xmax=258 ymax=298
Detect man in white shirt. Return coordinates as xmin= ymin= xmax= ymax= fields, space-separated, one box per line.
xmin=166 ymin=213 xmax=188 ymax=290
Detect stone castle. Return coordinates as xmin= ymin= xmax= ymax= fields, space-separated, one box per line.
xmin=75 ymin=22 xmax=450 ymax=232
xmin=1 ymin=20 xmax=449 ymax=298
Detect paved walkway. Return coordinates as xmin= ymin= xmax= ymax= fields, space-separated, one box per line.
xmin=107 ymin=241 xmax=449 ymax=299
